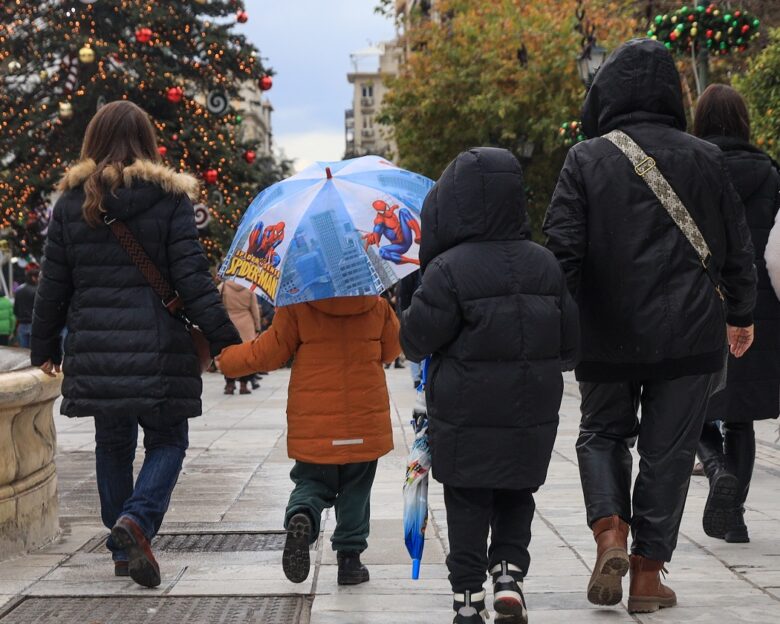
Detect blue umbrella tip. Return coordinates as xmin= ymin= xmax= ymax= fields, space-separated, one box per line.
xmin=412 ymin=559 xmax=421 ymax=580
xmin=326 ymin=167 xmax=333 ymax=179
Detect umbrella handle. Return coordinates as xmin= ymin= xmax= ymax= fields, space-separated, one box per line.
xmin=412 ymin=558 xmax=421 ymax=580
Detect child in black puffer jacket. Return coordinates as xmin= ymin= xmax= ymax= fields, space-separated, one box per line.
xmin=401 ymin=148 xmax=579 ymax=624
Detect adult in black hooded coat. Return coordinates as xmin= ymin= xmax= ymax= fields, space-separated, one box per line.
xmin=402 ymin=148 xmax=579 ymax=624
xmin=543 ymin=39 xmax=757 ymax=614
xmin=31 ymin=101 xmax=240 ymax=589
xmin=692 ymin=84 xmax=780 ymax=545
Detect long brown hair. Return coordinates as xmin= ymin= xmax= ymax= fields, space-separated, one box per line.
xmin=693 ymin=84 xmax=751 ymax=142
xmin=78 ymin=100 xmax=160 ymax=226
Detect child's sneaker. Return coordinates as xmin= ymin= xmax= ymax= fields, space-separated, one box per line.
xmin=337 ymin=551 xmax=370 ymax=585
xmin=453 ymin=589 xmax=489 ymax=624
xmin=283 ymin=513 xmax=312 ymax=583
xmin=491 ymin=561 xmax=528 ymax=624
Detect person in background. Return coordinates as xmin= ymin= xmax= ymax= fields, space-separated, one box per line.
xmin=220 ymin=280 xmax=261 ymax=395
xmin=693 ymin=84 xmax=780 ymax=545
xmin=218 ymin=294 xmax=401 ymax=587
xmin=402 ymin=148 xmax=580 ymax=624
xmin=0 ymin=292 xmax=15 ymax=346
xmin=14 ymin=264 xmax=39 ymax=348
xmin=544 ymin=40 xmax=756 ymax=614
xmin=397 ymin=272 xmax=422 ymax=388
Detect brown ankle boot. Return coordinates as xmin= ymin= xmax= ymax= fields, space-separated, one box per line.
xmin=587 ymin=515 xmax=630 ymax=606
xmin=627 ymin=554 xmax=677 ymax=613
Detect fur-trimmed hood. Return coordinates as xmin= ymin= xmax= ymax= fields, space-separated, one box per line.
xmin=58 ymin=159 xmax=200 ymax=200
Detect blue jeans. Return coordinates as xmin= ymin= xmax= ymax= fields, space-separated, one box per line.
xmin=94 ymin=415 xmax=189 ymax=561
xmin=17 ymin=323 xmax=31 ymax=348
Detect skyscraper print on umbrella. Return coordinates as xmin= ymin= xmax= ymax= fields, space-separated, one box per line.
xmin=220 ymin=156 xmax=434 ymax=306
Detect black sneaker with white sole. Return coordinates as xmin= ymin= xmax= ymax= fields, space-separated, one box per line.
xmin=453 ymin=589 xmax=488 ymax=624
xmin=491 ymin=561 xmax=529 ymax=624
xmin=283 ymin=513 xmax=312 ymax=583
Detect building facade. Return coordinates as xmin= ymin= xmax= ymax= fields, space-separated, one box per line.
xmin=344 ymin=42 xmax=401 ymax=160
xmin=233 ymin=80 xmax=274 ymax=157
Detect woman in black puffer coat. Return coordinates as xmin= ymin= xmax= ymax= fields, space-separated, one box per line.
xmin=31 ymin=101 xmax=240 ymax=588
xmin=401 ymin=148 xmax=579 ymax=624
xmin=694 ymin=85 xmax=780 ymax=544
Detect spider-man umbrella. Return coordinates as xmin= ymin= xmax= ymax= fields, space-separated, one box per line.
xmin=404 ymin=357 xmax=431 ymax=579
xmin=219 ymin=155 xmax=434 ymax=306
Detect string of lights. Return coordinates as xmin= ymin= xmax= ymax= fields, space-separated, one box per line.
xmin=0 ymin=0 xmax=279 ymax=261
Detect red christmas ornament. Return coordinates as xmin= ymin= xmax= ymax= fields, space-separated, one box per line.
xmin=172 ymin=134 xmax=179 ymax=141
xmin=259 ymin=75 xmax=273 ymax=91
xmin=243 ymin=149 xmax=257 ymax=164
xmin=742 ymin=24 xmax=750 ymax=34
xmin=669 ymin=31 xmax=679 ymax=41
xmin=236 ymin=10 xmax=249 ymax=23
xmin=706 ymin=29 xmax=714 ymax=38
xmin=135 ymin=27 xmax=153 ymax=43
xmin=158 ymin=145 xmax=168 ymax=157
xmin=688 ymin=14 xmax=695 ymax=22
xmin=166 ymin=86 xmax=184 ymax=103
xmin=204 ymin=169 xmax=218 ymax=184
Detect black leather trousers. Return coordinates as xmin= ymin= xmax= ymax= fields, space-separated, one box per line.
xmin=577 ymin=374 xmax=714 ymax=562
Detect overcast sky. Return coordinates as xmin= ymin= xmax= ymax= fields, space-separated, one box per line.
xmin=237 ymin=1 xmax=396 ymax=172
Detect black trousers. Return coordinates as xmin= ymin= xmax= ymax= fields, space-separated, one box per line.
xmin=577 ymin=374 xmax=714 ymax=562
xmin=444 ymin=485 xmax=535 ymax=593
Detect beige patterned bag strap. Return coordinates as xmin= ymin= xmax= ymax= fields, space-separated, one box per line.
xmin=603 ymin=130 xmax=712 ymax=265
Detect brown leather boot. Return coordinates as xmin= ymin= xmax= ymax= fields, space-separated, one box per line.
xmin=587 ymin=515 xmax=630 ymax=606
xmin=627 ymin=554 xmax=677 ymax=613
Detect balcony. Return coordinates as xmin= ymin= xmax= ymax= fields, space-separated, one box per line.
xmin=361 ymin=129 xmax=375 ymax=138
xmin=361 ymin=97 xmax=375 ymax=109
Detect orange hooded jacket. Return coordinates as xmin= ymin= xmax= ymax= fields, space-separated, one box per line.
xmin=218 ymin=295 xmax=401 ymax=464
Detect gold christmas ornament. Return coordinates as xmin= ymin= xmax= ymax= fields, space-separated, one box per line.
xmin=8 ymin=60 xmax=21 ymax=72
xmin=39 ymin=69 xmax=48 ymax=80
xmin=59 ymin=101 xmax=74 ymax=119
xmin=79 ymin=46 xmax=96 ymax=63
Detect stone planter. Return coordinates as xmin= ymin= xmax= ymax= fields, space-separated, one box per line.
xmin=0 ymin=348 xmax=61 ymax=560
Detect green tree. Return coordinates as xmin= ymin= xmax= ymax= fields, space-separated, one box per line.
xmin=0 ymin=0 xmax=289 ymax=261
xmin=380 ymin=0 xmax=638 ymax=234
xmin=734 ymin=27 xmax=780 ymax=159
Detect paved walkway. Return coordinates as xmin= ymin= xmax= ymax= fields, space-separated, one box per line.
xmin=1 ymin=369 xmax=780 ymax=622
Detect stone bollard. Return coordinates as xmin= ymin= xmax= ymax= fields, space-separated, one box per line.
xmin=0 ymin=348 xmax=61 ymax=560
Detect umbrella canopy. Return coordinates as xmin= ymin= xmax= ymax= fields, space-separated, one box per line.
xmin=219 ymin=156 xmax=434 ymax=306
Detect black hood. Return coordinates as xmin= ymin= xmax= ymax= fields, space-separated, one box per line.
xmin=707 ymin=135 xmax=779 ymax=201
xmin=419 ymin=147 xmax=529 ymax=270
xmin=582 ymin=38 xmax=687 ymax=138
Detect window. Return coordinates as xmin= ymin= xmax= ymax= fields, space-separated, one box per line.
xmin=361 ymin=84 xmax=374 ymax=98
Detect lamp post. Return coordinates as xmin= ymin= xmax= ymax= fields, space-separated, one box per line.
xmin=574 ymin=0 xmax=607 ymax=88
xmin=515 ymin=137 xmax=535 ymax=166
xmin=577 ymin=40 xmax=607 ymax=87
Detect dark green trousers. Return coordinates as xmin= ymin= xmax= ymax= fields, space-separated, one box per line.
xmin=284 ymin=460 xmax=378 ymax=553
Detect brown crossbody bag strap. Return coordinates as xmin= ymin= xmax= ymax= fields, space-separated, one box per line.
xmin=103 ymin=214 xmax=185 ymax=318
xmin=103 ymin=213 xmax=212 ymax=372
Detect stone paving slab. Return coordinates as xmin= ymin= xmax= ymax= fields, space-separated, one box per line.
xmin=0 ymin=370 xmax=779 ymax=623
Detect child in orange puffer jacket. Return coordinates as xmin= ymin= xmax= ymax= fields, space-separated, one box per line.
xmin=218 ymin=295 xmax=401 ymax=585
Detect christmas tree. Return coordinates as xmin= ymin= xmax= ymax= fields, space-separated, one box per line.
xmin=0 ymin=0 xmax=289 ymax=261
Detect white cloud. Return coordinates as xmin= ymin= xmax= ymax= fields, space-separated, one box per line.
xmin=276 ymin=129 xmax=346 ymax=173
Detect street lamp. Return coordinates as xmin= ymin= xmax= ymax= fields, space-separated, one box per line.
xmin=577 ymin=41 xmax=607 ymax=87
xmin=515 ymin=137 xmax=535 ymax=165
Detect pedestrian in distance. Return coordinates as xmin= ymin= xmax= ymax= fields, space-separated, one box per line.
xmin=217 ymin=294 xmax=401 ymax=586
xmin=14 ymin=264 xmax=38 ymax=348
xmin=401 ymin=147 xmax=580 ymax=624
xmin=544 ymin=39 xmax=757 ymax=614
xmin=0 ymin=291 xmax=15 ymax=346
xmin=219 ymin=280 xmax=261 ymax=395
xmin=693 ymin=84 xmax=780 ymax=545
xmin=31 ymin=100 xmax=240 ymax=589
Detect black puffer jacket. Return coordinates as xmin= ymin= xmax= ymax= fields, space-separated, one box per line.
xmin=31 ymin=159 xmax=240 ymax=423
xmin=401 ymin=148 xmax=580 ymax=490
xmin=706 ymin=136 xmax=780 ymax=422
xmin=544 ymin=39 xmax=756 ymax=383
